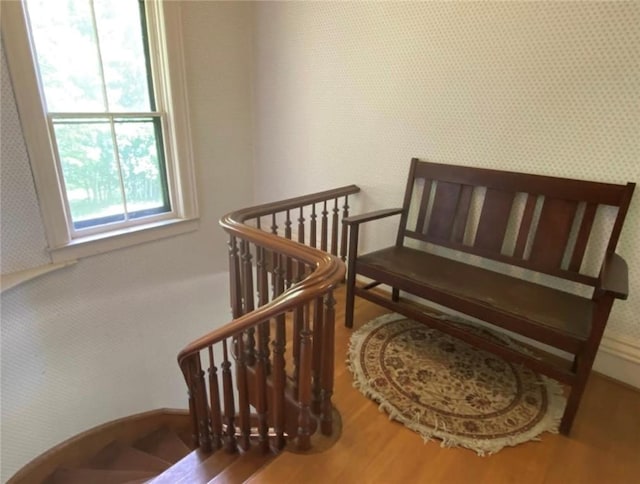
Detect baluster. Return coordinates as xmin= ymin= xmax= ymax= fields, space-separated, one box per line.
xmin=297 ymin=304 xmax=313 ymax=450
xmin=295 ymin=207 xmax=306 ymax=282
xmin=208 ymin=347 xmax=223 ymax=450
xmin=310 ymin=204 xmax=317 ymax=249
xmin=241 ymin=240 xmax=256 ymax=366
xmin=272 ymin=254 xmax=287 ymax=450
xmin=191 ymin=355 xmax=212 ymax=452
xmin=272 ymin=247 xmax=284 ymax=300
xmin=270 ymin=214 xmax=279 ymax=296
xmin=340 ymin=195 xmax=350 ymax=262
xmin=292 ymin=307 xmax=302 ymax=401
xmin=311 ymin=296 xmax=324 ymax=415
xmin=285 ymin=255 xmax=293 ymax=289
xmin=292 ymin=259 xmax=305 ymax=399
xmin=228 ymin=236 xmax=242 ymax=318
xmin=321 ymin=201 xmax=328 ymax=251
xmin=272 ymin=312 xmax=287 ymax=450
xmin=256 ymin=238 xmax=271 ymax=376
xmin=221 ymin=339 xmax=237 ymax=452
xmin=253 ymin=219 xmax=270 ymax=452
xmin=320 ymin=292 xmax=336 ymax=435
xmin=255 ymin=320 xmax=270 ymax=453
xmin=298 ymin=206 xmax=305 ymax=244
xmin=186 ymin=362 xmax=199 ymax=448
xmin=283 ymin=211 xmax=293 ymax=288
xmin=256 ymin=217 xmax=267 ymax=304
xmin=284 ymin=210 xmax=292 ymax=239
xmin=235 ymin=332 xmax=251 ymax=451
xmin=331 ymin=198 xmax=339 ymax=256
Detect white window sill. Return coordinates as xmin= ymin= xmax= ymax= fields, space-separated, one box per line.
xmin=49 ymin=217 xmax=200 ymax=263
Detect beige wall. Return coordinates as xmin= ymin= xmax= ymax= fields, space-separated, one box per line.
xmin=252 ymin=2 xmax=639 ymax=375
xmin=0 ymin=2 xmax=254 ymax=479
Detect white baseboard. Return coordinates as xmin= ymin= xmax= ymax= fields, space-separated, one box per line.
xmin=594 ymin=334 xmax=640 ymax=389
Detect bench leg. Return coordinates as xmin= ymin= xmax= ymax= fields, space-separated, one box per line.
xmin=560 ymin=375 xmax=588 ymax=435
xmin=344 ymin=224 xmax=359 ymax=328
xmin=560 ymin=293 xmax=614 ymax=435
xmin=345 ymin=275 xmax=356 ymax=328
xmin=392 ymin=288 xmax=400 ymax=302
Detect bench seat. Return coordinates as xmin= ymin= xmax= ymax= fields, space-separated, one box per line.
xmin=357 ymin=246 xmax=593 ymax=347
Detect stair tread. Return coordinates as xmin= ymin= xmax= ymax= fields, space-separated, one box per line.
xmin=207 ymin=447 xmax=275 ymax=484
xmin=134 ymin=427 xmax=191 ymax=464
xmin=46 ymin=468 xmax=157 ymax=484
xmin=89 ymin=441 xmax=171 ymax=472
xmin=149 ymin=448 xmax=239 ymax=484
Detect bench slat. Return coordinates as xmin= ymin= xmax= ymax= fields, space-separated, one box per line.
xmin=414 ymin=179 xmax=433 ymax=234
xmin=529 ymin=198 xmax=578 ymax=269
xmin=513 ymin=194 xmax=537 ymax=259
xmin=569 ymin=202 xmax=597 ymax=272
xmin=451 ymin=185 xmax=473 ymax=244
xmin=474 ymin=188 xmax=515 ymax=253
xmin=426 ymin=181 xmax=461 ymax=240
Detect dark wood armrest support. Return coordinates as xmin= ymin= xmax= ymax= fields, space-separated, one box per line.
xmin=344 ymin=209 xmax=403 ymax=328
xmin=343 ymin=208 xmax=404 ymax=226
xmin=599 ymin=253 xmax=629 ymax=299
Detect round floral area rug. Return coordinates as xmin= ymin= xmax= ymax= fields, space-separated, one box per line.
xmin=347 ymin=313 xmax=567 ymax=455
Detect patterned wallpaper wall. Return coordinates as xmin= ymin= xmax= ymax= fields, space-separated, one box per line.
xmin=1 ymin=46 xmax=51 ymax=274
xmin=252 ymin=2 xmax=639 ymax=343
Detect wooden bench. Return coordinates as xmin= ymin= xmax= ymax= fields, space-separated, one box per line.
xmin=344 ymin=158 xmax=635 ymax=434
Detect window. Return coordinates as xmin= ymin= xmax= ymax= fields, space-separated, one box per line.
xmin=2 ymin=0 xmax=198 ymax=262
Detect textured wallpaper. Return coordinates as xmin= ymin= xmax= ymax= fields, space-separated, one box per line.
xmin=0 ymin=45 xmax=51 ymax=274
xmin=252 ymin=2 xmax=639 ymax=343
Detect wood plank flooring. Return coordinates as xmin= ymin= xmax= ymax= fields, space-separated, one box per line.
xmin=250 ymin=287 xmax=640 ymax=484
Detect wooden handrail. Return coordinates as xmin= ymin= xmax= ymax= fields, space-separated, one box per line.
xmin=230 ymin=185 xmax=360 ymax=221
xmin=177 ymin=185 xmax=359 ymax=454
xmin=177 ymin=250 xmax=343 ymax=364
xmin=177 ymin=185 xmax=359 ymax=365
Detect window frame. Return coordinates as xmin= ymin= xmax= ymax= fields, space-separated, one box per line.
xmin=1 ymin=0 xmax=199 ymax=263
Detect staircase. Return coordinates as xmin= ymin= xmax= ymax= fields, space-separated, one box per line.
xmin=45 ymin=427 xmax=190 ymax=483
xmin=40 ymin=424 xmax=275 ymax=484
xmin=8 ymin=186 xmax=358 ymax=483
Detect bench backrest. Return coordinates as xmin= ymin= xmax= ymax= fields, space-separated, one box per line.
xmin=397 ymin=158 xmax=635 ymax=286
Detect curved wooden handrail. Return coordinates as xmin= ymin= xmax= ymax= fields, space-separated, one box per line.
xmin=177 ymin=185 xmax=359 ymax=370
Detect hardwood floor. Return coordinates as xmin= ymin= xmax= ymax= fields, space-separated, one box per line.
xmin=250 ymin=287 xmax=640 ymax=484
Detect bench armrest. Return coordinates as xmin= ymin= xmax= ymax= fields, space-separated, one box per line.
xmin=343 ymin=208 xmax=404 ymax=226
xmin=599 ymin=253 xmax=629 ymax=299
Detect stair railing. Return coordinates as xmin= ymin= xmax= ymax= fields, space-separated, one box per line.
xmin=178 ymin=185 xmax=359 ymax=454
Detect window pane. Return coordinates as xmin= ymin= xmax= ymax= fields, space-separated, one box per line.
xmin=53 ymin=120 xmax=125 ymax=228
xmin=93 ymin=0 xmax=152 ymax=111
xmin=26 ymin=0 xmax=105 ymax=112
xmin=114 ymin=119 xmax=170 ymax=218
